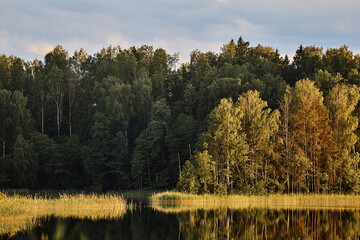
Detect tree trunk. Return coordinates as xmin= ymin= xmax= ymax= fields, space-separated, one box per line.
xmin=2 ymin=125 xmax=5 ymax=157
xmin=281 ymin=95 xmax=291 ymax=193
xmin=264 ymin=159 xmax=267 ymax=182
xmin=213 ymin=165 xmax=216 ymax=194
xmin=291 ymin=170 xmax=294 ymax=194
xmin=287 ymin=172 xmax=290 ymax=194
xmin=54 ymin=84 xmax=64 ymax=137
xmin=178 ymin=222 xmax=181 ymax=240
xmin=41 ymin=106 xmax=44 ymax=134
xmin=226 ymin=152 xmax=230 ymax=188
xmin=57 ymin=104 xmax=60 ymax=136
xmin=226 ymin=215 xmax=230 ymax=240
xmin=69 ymin=88 xmax=72 ymax=136
xmin=147 ymin=152 xmax=152 ymax=185
xmin=125 ymin=130 xmax=128 ymax=147
xmin=140 ymin=173 xmax=143 ymax=190
xmin=41 ymin=91 xmax=45 ymax=134
xmin=178 ymin=152 xmax=181 ymax=179
xmin=226 ymin=117 xmax=230 ymax=190
xmin=69 ymin=106 xmax=72 ymax=136
xmin=68 ymin=79 xmax=76 ymax=137
xmin=59 ymin=101 xmax=62 ymax=135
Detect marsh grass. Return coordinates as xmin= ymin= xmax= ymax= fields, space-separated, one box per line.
xmin=151 ymin=191 xmax=360 ymax=212
xmin=119 ymin=190 xmax=157 ymax=200
xmin=0 ymin=192 xmax=127 ymax=235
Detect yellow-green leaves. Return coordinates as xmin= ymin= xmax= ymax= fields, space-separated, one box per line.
xmin=236 ymin=90 xmax=280 ymax=191
xmin=180 ymin=90 xmax=280 ymax=194
xmin=288 ymin=79 xmax=336 ymax=192
xmin=326 ymin=84 xmax=360 ymax=152
xmin=326 ymin=83 xmax=360 ymax=191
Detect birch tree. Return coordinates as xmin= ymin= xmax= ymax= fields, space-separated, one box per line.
xmin=326 ymin=84 xmax=360 ymax=191
xmin=204 ymin=98 xmax=248 ymax=194
xmin=47 ymin=66 xmax=65 ymax=136
xmin=289 ymin=79 xmax=336 ymax=193
xmin=235 ymin=90 xmax=280 ymax=191
xmin=68 ymin=49 xmax=87 ymax=136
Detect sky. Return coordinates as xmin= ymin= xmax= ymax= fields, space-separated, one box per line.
xmin=1 ymin=0 xmax=360 ymax=63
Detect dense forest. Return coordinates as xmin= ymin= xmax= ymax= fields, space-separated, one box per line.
xmin=1 ymin=37 xmax=360 ymax=193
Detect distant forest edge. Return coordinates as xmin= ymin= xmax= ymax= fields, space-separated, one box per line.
xmin=1 ymin=37 xmax=360 ymax=194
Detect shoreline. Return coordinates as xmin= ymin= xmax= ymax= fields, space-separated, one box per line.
xmin=0 ymin=193 xmax=127 ymax=235
xmin=151 ymin=191 xmax=360 ymax=208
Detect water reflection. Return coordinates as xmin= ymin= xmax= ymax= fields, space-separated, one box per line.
xmin=3 ymin=205 xmax=360 ymax=239
xmin=1 ymin=207 xmax=180 ymax=240
xmin=173 ymin=207 xmax=360 ymax=240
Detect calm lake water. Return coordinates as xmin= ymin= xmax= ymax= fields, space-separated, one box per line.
xmin=3 ymin=198 xmax=360 ymax=239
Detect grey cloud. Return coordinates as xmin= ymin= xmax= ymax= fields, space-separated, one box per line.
xmin=1 ymin=0 xmax=360 ymax=62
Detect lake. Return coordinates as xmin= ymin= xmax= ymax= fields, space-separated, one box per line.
xmin=2 ymin=197 xmax=360 ymax=239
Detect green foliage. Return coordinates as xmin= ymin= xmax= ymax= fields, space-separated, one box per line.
xmin=292 ymin=45 xmax=323 ymax=80
xmin=205 ymin=98 xmax=249 ymax=193
xmin=150 ymin=98 xmax=171 ymax=123
xmin=288 ymin=79 xmax=336 ymax=193
xmin=326 ymin=84 xmax=360 ymax=152
xmin=0 ymin=89 xmax=32 ymax=156
xmin=61 ymin=135 xmax=86 ymax=188
xmin=165 ymin=114 xmax=199 ymax=186
xmin=86 ymin=112 xmax=112 ymax=191
xmin=150 ymin=48 xmax=168 ymax=99
xmin=326 ymin=83 xmax=360 ymax=192
xmin=219 ymin=39 xmax=237 ymax=65
xmin=236 ymin=90 xmax=280 ymax=190
xmin=324 ymin=45 xmax=355 ymax=78
xmin=131 ymin=99 xmax=171 ymax=189
xmin=259 ymin=74 xmax=286 ymax=109
xmin=95 ymin=76 xmax=135 ymax=132
xmin=194 ymin=151 xmax=213 ymax=193
xmin=44 ymin=45 xmax=69 ymax=71
xmin=176 ymin=160 xmax=198 ymax=194
xmin=13 ymin=135 xmax=38 ymax=188
xmin=30 ymin=131 xmax=62 ymax=189
xmin=313 ymin=69 xmax=343 ymax=96
xmin=208 ymin=77 xmax=242 ymax=107
xmin=235 ymin=36 xmax=250 ymax=65
xmin=1 ymin=41 xmax=360 ymax=194
xmin=132 ymin=77 xmax=153 ymax=128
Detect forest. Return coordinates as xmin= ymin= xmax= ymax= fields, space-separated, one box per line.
xmin=1 ymin=37 xmax=360 ymax=194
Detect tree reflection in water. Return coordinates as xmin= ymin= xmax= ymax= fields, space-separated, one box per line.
xmin=175 ymin=207 xmax=360 ymax=240
xmin=3 ymin=206 xmax=360 ymax=239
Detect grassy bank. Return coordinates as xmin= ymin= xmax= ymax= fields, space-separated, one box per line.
xmin=151 ymin=191 xmax=360 ymax=209
xmin=0 ymin=193 xmax=127 ymax=235
xmin=119 ymin=190 xmax=158 ymax=199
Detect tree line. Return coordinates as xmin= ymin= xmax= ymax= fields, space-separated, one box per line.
xmin=1 ymin=37 xmax=360 ymax=193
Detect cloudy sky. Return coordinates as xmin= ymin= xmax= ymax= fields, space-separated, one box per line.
xmin=1 ymin=0 xmax=360 ymax=63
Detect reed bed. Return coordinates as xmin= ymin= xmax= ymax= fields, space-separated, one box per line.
xmin=151 ymin=191 xmax=360 ymax=209
xmin=119 ymin=190 xmax=157 ymax=199
xmin=0 ymin=192 xmax=127 ymax=235
xmin=151 ymin=201 xmax=360 ymax=214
